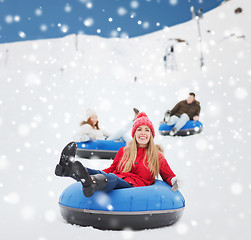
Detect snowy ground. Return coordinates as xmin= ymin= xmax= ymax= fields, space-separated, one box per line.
xmin=0 ymin=0 xmax=250 ymax=239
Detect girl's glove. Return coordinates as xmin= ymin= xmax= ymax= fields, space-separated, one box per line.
xmin=170 ymin=177 xmax=179 ymax=192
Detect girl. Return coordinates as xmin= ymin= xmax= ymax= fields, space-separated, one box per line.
xmin=56 ymin=112 xmax=179 ymax=197
xmin=73 ymin=109 xmax=110 ymax=142
xmin=73 ymin=108 xmax=139 ymax=142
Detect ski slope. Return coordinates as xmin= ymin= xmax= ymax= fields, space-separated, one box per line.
xmin=0 ymin=0 xmax=250 ymax=239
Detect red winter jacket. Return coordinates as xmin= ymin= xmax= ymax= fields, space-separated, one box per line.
xmin=102 ymin=147 xmax=176 ymax=187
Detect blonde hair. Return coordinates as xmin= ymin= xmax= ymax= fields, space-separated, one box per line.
xmin=118 ymin=133 xmax=164 ymax=178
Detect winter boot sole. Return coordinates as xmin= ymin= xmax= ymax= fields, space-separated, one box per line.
xmin=55 ymin=142 xmax=77 ymax=177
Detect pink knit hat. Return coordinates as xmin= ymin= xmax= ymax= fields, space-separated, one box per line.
xmin=131 ymin=112 xmax=155 ymax=138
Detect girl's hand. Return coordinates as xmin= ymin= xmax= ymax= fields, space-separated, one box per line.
xmin=171 ymin=177 xmax=179 ymax=192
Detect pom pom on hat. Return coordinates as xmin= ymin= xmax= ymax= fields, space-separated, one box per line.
xmin=86 ymin=109 xmax=97 ymax=120
xmin=131 ymin=112 xmax=155 ymax=138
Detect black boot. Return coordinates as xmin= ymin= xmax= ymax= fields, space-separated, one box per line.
xmin=57 ymin=157 xmax=107 ymax=198
xmin=55 ymin=142 xmax=77 ymax=177
xmin=133 ymin=108 xmax=140 ymax=121
xmin=57 ymin=156 xmax=94 ymax=188
xmin=82 ymin=174 xmax=108 ymax=198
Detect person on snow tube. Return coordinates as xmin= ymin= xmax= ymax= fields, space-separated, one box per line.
xmin=55 ymin=112 xmax=180 ymax=197
xmin=73 ymin=108 xmax=139 ymax=143
xmin=163 ymin=92 xmax=201 ymax=136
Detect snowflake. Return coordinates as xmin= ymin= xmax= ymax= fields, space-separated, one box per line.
xmin=25 ymin=72 xmax=41 ymax=86
xmin=120 ymin=32 xmax=129 ymax=38
xmin=86 ymin=2 xmax=93 ymax=9
xmin=18 ymin=124 xmax=30 ymax=136
xmin=5 ymin=15 xmax=13 ymax=24
xmin=61 ymin=25 xmax=69 ymax=33
xmin=230 ymin=183 xmax=243 ymax=195
xmin=118 ymin=7 xmax=127 ymax=16
xmin=14 ymin=15 xmax=20 ymax=22
xmin=121 ymin=228 xmax=134 ymax=239
xmin=142 ymin=21 xmax=150 ymax=29
xmin=35 ymin=8 xmax=43 ymax=16
xmin=84 ymin=18 xmax=94 ymax=27
xmin=40 ymin=24 xmax=48 ymax=32
xmin=18 ymin=31 xmax=26 ymax=39
xmin=0 ymin=155 xmax=9 ymax=170
xmin=64 ymin=4 xmax=72 ymax=12
xmin=235 ymin=87 xmax=248 ymax=100
xmin=4 ymin=192 xmax=20 ymax=204
xmin=130 ymin=1 xmax=139 ymax=9
xmin=169 ymin=0 xmax=178 ymax=6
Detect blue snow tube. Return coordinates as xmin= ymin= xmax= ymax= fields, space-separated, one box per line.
xmin=76 ymin=140 xmax=126 ymax=159
xmin=159 ymin=120 xmax=203 ymax=136
xmin=59 ymin=180 xmax=185 ymax=230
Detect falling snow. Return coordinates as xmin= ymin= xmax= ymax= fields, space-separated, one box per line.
xmin=18 ymin=31 xmax=26 ymax=39
xmin=35 ymin=8 xmax=43 ymax=16
xmin=235 ymin=87 xmax=248 ymax=100
xmin=60 ymin=25 xmax=69 ymax=33
xmin=169 ymin=0 xmax=178 ymax=6
xmin=17 ymin=124 xmax=30 ymax=136
xmin=5 ymin=15 xmax=13 ymax=23
xmin=84 ymin=17 xmax=94 ymax=27
xmin=230 ymin=183 xmax=243 ymax=195
xmin=0 ymin=0 xmax=250 ymax=239
xmin=4 ymin=192 xmax=20 ymax=204
xmin=118 ymin=7 xmax=127 ymax=16
xmin=130 ymin=1 xmax=139 ymax=9
xmin=64 ymin=4 xmax=72 ymax=13
xmin=40 ymin=24 xmax=48 ymax=32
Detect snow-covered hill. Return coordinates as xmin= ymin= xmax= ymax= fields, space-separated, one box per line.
xmin=0 ymin=0 xmax=250 ymax=239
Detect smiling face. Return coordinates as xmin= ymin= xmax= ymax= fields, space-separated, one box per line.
xmin=90 ymin=115 xmax=98 ymax=125
xmin=135 ymin=125 xmax=151 ymax=147
xmin=186 ymin=94 xmax=195 ymax=104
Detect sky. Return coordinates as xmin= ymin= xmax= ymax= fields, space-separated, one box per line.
xmin=0 ymin=0 xmax=225 ymax=43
